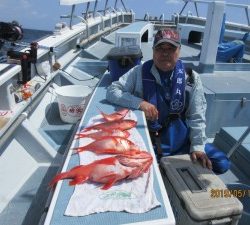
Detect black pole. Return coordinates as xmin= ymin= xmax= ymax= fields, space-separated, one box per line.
xmin=120 ymin=0 xmax=127 ymax=12
xmin=195 ymin=2 xmax=199 ymax=17
xmin=85 ymin=2 xmax=90 ymax=19
xmin=93 ymin=0 xmax=98 ymax=18
xmin=104 ymin=0 xmax=109 ymax=15
xmin=179 ymin=2 xmax=188 ymax=15
xmin=114 ymin=0 xmax=118 ymax=9
xmin=69 ymin=4 xmax=76 ymax=29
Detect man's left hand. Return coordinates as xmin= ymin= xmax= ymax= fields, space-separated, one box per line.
xmin=190 ymin=151 xmax=212 ymax=170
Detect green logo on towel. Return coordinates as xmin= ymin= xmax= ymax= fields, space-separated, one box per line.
xmin=99 ymin=190 xmax=136 ymax=200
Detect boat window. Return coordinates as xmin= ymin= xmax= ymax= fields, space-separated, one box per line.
xmin=141 ymin=30 xmax=148 ymax=42
xmin=120 ymin=37 xmax=137 ymax=47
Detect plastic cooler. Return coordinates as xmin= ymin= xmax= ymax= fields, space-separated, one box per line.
xmin=160 ymin=154 xmax=243 ymax=225
xmin=107 ymin=45 xmax=142 ymax=81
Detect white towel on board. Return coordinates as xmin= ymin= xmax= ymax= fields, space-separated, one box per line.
xmin=65 ymin=111 xmax=161 ymax=216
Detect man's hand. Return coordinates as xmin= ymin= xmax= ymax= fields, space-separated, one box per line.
xmin=139 ymin=101 xmax=159 ymax=121
xmin=191 ymin=151 xmax=212 ymax=170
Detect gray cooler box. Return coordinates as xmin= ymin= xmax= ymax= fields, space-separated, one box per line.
xmin=160 ymin=154 xmax=243 ymax=225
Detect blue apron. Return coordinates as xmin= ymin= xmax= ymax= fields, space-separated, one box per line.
xmin=142 ymin=60 xmax=189 ymax=156
xmin=142 ymin=60 xmax=230 ymax=174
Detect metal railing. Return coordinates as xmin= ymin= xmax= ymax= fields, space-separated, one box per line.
xmin=179 ymin=0 xmax=250 ymax=26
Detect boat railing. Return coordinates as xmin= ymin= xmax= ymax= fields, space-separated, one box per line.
xmin=95 ymin=11 xmax=105 ymax=30
xmin=226 ymin=2 xmax=250 ymax=26
xmin=60 ymin=14 xmax=87 ymax=25
xmin=179 ymin=0 xmax=250 ymax=26
xmin=185 ymin=11 xmax=193 ymax=24
xmin=60 ymin=0 xmax=130 ymax=26
xmin=176 ymin=0 xmax=250 ymax=73
xmin=173 ymin=13 xmax=180 ymax=26
xmin=0 ymin=5 xmax=135 ymax=139
xmin=142 ymin=13 xmax=174 ymax=27
xmin=159 ymin=14 xmax=165 ymax=25
xmin=114 ymin=0 xmax=128 ymax=12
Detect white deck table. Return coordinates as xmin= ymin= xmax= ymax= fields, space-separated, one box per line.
xmin=44 ymin=72 xmax=175 ymax=225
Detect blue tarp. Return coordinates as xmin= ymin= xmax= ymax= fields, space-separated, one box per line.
xmin=217 ymin=41 xmax=245 ymax=63
xmin=216 ymin=13 xmax=246 ymax=63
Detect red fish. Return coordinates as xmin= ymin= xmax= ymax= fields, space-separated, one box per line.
xmin=82 ymin=119 xmax=137 ymax=132
xmin=49 ymin=157 xmax=134 ymax=190
xmin=73 ymin=136 xmax=140 ymax=154
xmin=98 ymin=108 xmax=129 ymax=122
xmin=117 ymin=151 xmax=153 ymax=179
xmin=49 ymin=151 xmax=153 ymax=190
xmin=75 ymin=129 xmax=130 ymax=140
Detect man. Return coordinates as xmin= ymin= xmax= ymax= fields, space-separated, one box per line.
xmin=106 ymin=28 xmax=229 ymax=174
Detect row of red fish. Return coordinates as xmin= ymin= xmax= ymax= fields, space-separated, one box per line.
xmin=49 ymin=108 xmax=153 ymax=190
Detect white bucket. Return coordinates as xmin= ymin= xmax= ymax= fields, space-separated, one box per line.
xmin=55 ymin=85 xmax=92 ymax=124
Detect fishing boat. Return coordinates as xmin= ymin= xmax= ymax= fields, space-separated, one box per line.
xmin=0 ymin=0 xmax=249 ymax=224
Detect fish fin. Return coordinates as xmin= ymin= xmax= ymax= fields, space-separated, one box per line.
xmin=123 ymin=130 xmax=130 ymax=138
xmin=101 ymin=176 xmax=118 ymax=190
xmin=69 ymin=176 xmax=89 ymax=186
xmin=127 ymin=167 xmax=143 ymax=179
xmin=128 ymin=160 xmax=152 ymax=179
xmin=143 ymin=159 xmax=153 ymax=173
xmin=118 ymin=108 xmax=129 ymax=116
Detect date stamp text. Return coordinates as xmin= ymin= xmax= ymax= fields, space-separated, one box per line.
xmin=210 ymin=188 xmax=250 ymax=198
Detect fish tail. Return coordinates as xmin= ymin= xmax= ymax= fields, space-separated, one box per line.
xmin=71 ymin=146 xmax=86 ymax=154
xmin=81 ymin=127 xmax=93 ymax=132
xmin=96 ymin=106 xmax=103 ymax=114
xmin=74 ymin=133 xmax=86 ymax=139
xmin=96 ymin=106 xmax=107 ymax=118
xmin=49 ymin=172 xmax=69 ymax=188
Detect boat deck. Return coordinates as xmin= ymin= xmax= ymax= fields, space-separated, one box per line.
xmin=42 ymin=23 xmax=250 ymax=225
xmin=1 ymin=11 xmax=250 ymax=225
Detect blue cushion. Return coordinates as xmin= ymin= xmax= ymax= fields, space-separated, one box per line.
xmin=205 ymin=143 xmax=230 ymax=174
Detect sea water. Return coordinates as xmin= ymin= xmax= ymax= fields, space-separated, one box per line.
xmin=0 ymin=28 xmax=52 ymax=63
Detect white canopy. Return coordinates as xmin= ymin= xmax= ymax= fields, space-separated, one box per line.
xmin=60 ymin=0 xmax=96 ymax=5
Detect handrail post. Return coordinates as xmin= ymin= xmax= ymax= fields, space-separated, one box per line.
xmin=199 ymin=1 xmax=225 ymax=73
xmin=245 ymin=7 xmax=250 ymax=26
xmin=69 ymin=5 xmax=76 ymax=29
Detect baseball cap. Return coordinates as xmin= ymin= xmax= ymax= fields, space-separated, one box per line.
xmin=153 ymin=28 xmax=181 ymax=48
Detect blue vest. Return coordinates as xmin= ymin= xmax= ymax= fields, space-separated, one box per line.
xmin=142 ymin=60 xmax=189 ymax=155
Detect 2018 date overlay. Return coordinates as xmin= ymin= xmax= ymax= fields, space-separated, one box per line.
xmin=210 ymin=188 xmax=250 ymax=198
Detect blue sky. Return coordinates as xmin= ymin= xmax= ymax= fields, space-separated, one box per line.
xmin=0 ymin=0 xmax=249 ymax=31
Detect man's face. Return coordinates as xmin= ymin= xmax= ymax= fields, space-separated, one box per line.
xmin=153 ymin=43 xmax=180 ymax=72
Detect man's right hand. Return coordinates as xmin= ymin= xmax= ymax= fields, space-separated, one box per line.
xmin=139 ymin=101 xmax=159 ymax=121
